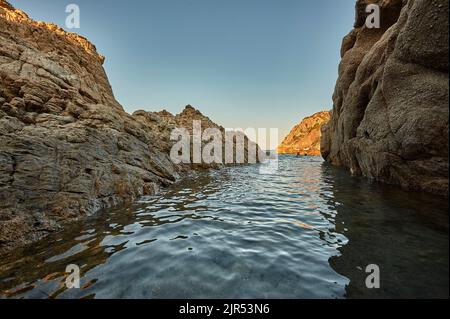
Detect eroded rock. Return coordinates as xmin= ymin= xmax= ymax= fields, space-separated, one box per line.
xmin=321 ymin=0 xmax=449 ymax=196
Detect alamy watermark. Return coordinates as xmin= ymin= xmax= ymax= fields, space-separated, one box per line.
xmin=365 ymin=264 xmax=380 ymax=289
xmin=366 ymin=4 xmax=380 ymax=29
xmin=65 ymin=4 xmax=80 ymax=29
xmin=169 ymin=121 xmax=279 ymax=174
xmin=65 ymin=264 xmax=80 ymax=289
xmin=61 ymin=2 xmax=381 ymax=169
xmin=64 ymin=3 xmax=381 ymax=30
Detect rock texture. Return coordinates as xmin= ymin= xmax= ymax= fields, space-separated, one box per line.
xmin=278 ymin=111 xmax=330 ymax=156
xmin=322 ymin=0 xmax=449 ymax=196
xmin=0 ymin=1 xmax=256 ymax=255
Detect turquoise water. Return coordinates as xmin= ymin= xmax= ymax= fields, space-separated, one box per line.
xmin=0 ymin=156 xmax=448 ymax=298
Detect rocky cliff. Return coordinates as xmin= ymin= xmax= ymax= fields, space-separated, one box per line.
xmin=322 ymin=0 xmax=449 ymax=196
xmin=0 ymin=1 xmax=255 ymax=255
xmin=278 ymin=111 xmax=330 ymax=156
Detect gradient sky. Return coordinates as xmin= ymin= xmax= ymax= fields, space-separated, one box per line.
xmin=10 ymin=0 xmax=355 ymax=144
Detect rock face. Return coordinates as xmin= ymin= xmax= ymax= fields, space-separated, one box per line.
xmin=0 ymin=1 xmax=255 ymax=255
xmin=322 ymin=0 xmax=449 ymax=196
xmin=278 ymin=111 xmax=330 ymax=156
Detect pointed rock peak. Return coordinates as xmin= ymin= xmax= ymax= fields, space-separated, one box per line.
xmin=182 ymin=105 xmax=202 ymax=115
xmin=179 ymin=104 xmax=202 ymax=116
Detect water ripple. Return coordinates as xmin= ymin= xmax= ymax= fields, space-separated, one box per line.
xmin=0 ymin=155 xmax=448 ymax=299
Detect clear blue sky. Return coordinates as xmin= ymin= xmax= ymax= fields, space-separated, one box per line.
xmin=10 ymin=0 xmax=355 ymax=143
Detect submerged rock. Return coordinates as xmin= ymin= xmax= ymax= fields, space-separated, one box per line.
xmin=278 ymin=111 xmax=330 ymax=156
xmin=321 ymin=0 xmax=449 ymax=196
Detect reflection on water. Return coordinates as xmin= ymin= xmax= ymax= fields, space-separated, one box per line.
xmin=0 ymin=156 xmax=448 ymax=299
xmin=325 ymin=165 xmax=449 ymax=298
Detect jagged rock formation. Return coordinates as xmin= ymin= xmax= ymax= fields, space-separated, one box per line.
xmin=322 ymin=0 xmax=449 ymax=196
xmin=278 ymin=111 xmax=330 ymax=156
xmin=0 ymin=1 xmax=256 ymax=254
xmin=134 ymin=105 xmax=261 ymax=168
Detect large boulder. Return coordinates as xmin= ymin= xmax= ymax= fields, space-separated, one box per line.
xmin=322 ymin=0 xmax=449 ymax=196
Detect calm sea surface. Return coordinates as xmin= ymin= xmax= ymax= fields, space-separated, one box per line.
xmin=0 ymin=156 xmax=448 ymax=298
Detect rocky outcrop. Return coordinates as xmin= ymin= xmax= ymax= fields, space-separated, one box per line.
xmin=134 ymin=105 xmax=261 ymax=167
xmin=278 ymin=111 xmax=330 ymax=156
xmin=0 ymin=1 xmax=255 ymax=255
xmin=322 ymin=0 xmax=449 ymax=196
